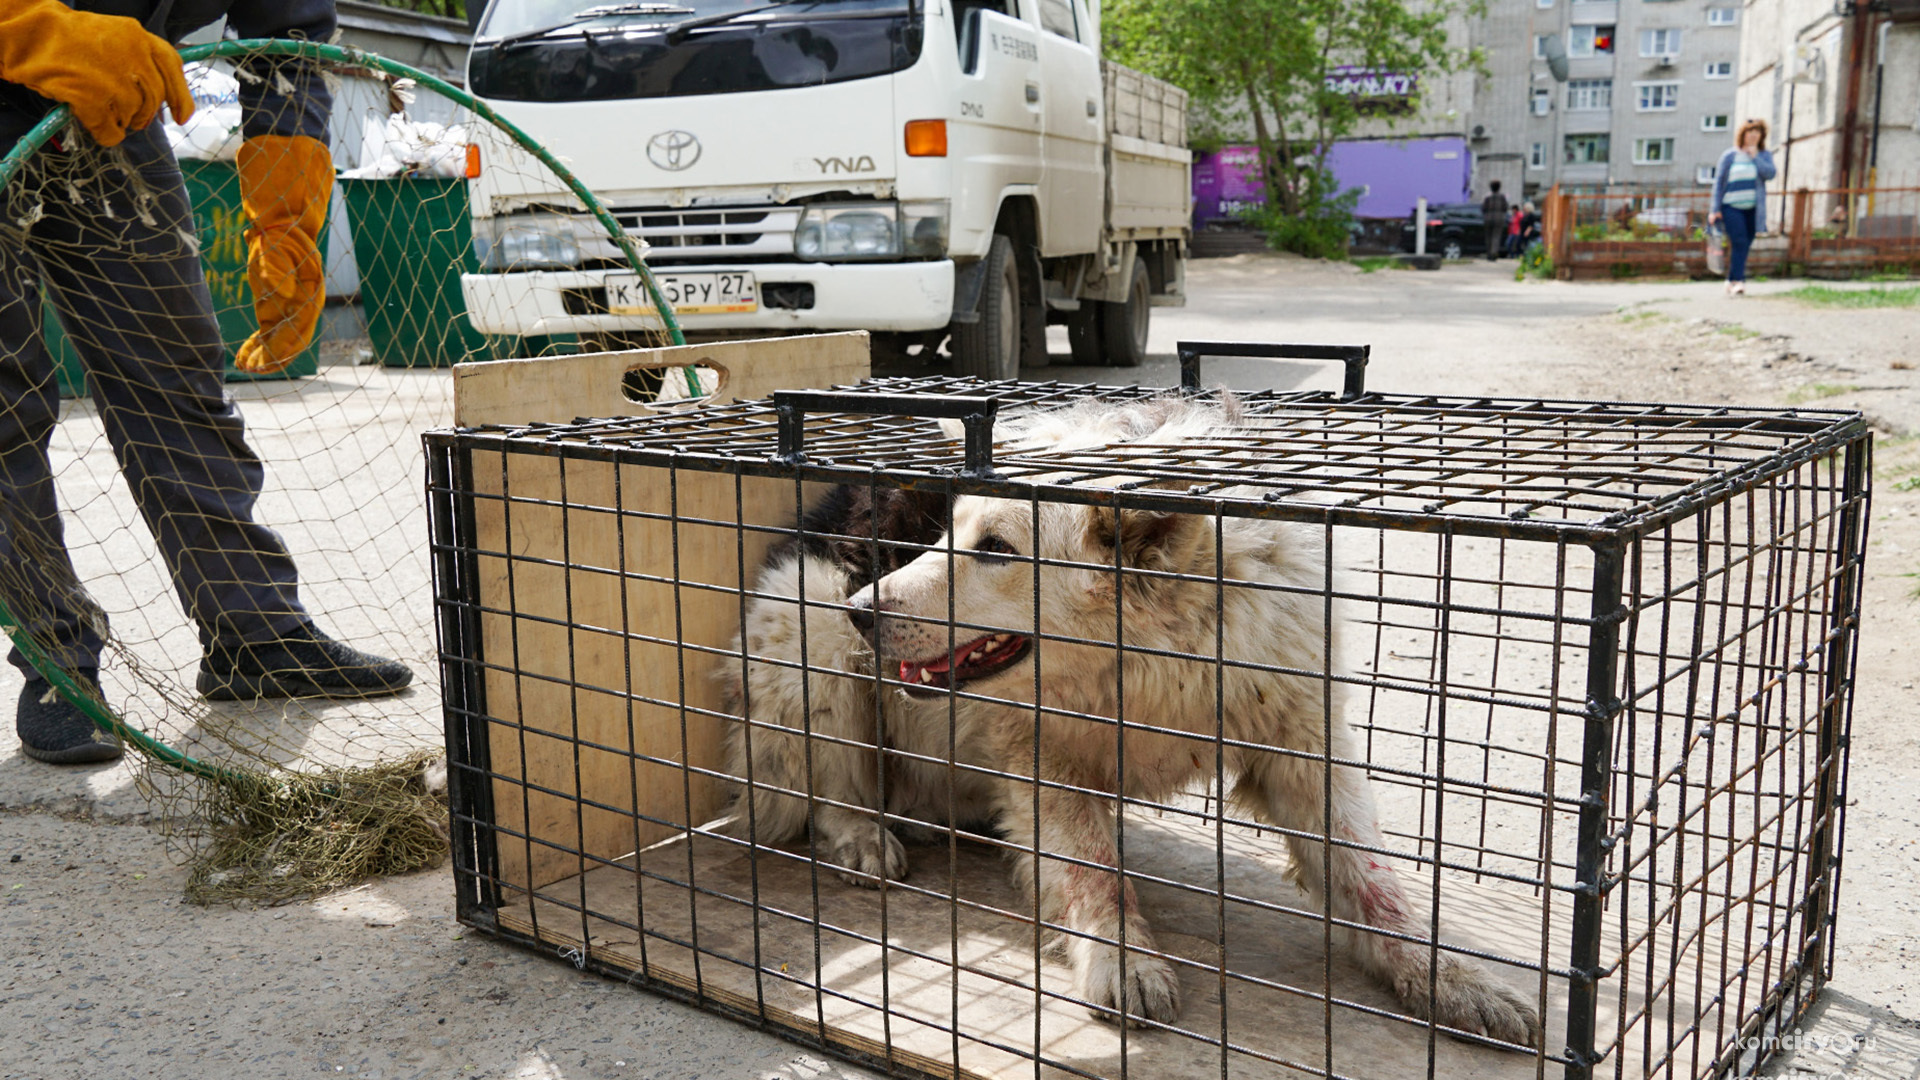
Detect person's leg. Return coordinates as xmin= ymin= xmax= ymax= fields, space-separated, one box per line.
xmin=0 ymin=229 xmax=107 ymax=678
xmin=34 ymin=124 xmax=311 ymax=648
xmin=1485 ymin=221 xmax=1501 ymax=259
xmin=0 ymin=148 xmax=122 ymax=762
xmin=33 ymin=125 xmax=409 ymax=700
xmin=1724 ymin=205 xmax=1754 ymax=283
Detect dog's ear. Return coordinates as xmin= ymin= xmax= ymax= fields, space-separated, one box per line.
xmin=1085 ymin=506 xmax=1207 ymax=574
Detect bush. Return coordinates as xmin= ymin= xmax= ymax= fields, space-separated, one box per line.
xmin=1235 ymin=186 xmax=1361 ymax=261
xmin=1516 ymin=243 xmax=1553 ymax=281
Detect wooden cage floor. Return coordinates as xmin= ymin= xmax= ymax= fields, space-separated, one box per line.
xmin=492 ymin=812 xmax=1733 ymax=1080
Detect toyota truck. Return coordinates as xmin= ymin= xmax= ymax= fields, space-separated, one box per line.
xmin=460 ymin=0 xmax=1190 ymax=376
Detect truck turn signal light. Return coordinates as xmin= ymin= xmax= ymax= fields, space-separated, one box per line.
xmin=904 ymin=120 xmax=947 ymax=158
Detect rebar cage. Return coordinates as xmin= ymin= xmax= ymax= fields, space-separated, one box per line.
xmin=425 ymin=346 xmax=1869 ymax=1080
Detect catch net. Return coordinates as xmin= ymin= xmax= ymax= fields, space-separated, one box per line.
xmin=0 ymin=40 xmax=680 ymax=903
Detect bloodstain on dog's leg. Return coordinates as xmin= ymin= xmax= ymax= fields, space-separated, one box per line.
xmin=994 ymin=778 xmax=1180 ymax=1026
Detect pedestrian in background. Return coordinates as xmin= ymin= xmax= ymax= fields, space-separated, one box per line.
xmin=1709 ymin=119 xmax=1776 ymax=296
xmin=1481 ymin=180 xmax=1509 ymax=262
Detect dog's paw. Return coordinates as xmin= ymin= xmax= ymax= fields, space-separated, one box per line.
xmin=826 ymin=825 xmax=908 ymax=888
xmin=1403 ymin=954 xmax=1542 ymax=1049
xmin=1076 ymin=944 xmax=1181 ymax=1028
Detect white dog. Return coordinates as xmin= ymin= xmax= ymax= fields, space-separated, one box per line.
xmin=721 ymin=396 xmax=1541 ymax=1047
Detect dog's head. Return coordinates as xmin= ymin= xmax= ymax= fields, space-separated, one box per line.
xmin=846 ymin=494 xmax=1215 ymax=700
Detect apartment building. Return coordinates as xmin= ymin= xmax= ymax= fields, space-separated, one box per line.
xmin=1733 ymin=0 xmax=1920 ymax=196
xmin=1516 ymin=0 xmax=1744 ymax=194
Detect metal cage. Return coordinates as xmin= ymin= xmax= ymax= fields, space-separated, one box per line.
xmin=425 ymin=342 xmax=1869 ymax=1080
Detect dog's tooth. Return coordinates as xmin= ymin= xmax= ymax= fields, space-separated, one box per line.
xmin=980 ymin=638 xmax=999 ymax=653
xmin=918 ymin=669 xmax=935 ymax=684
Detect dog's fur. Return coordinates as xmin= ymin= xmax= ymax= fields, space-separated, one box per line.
xmin=720 ymin=397 xmax=1542 ymax=1047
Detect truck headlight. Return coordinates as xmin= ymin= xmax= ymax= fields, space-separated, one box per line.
xmin=793 ymin=200 xmax=950 ymax=261
xmin=475 ymin=214 xmax=584 ymax=271
xmin=900 ymin=200 xmax=949 ymax=257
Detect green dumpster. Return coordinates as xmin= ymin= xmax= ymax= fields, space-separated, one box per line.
xmin=339 ymin=176 xmax=570 ymax=367
xmin=47 ymin=158 xmax=320 ymax=398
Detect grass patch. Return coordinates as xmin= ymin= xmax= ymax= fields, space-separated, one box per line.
xmin=1782 ymin=284 xmax=1920 ymax=308
xmin=1716 ymin=323 xmax=1760 ymax=340
xmin=1351 ymin=256 xmax=1400 ymax=274
xmin=1617 ymin=309 xmax=1675 ymax=326
xmin=1784 ymin=382 xmax=1859 ymax=404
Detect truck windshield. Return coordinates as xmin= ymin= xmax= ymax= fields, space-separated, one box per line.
xmin=471 ymin=0 xmax=921 ymax=102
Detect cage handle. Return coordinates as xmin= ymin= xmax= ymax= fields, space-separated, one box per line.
xmin=772 ymin=390 xmax=1000 ymax=478
xmin=1176 ymin=340 xmax=1371 ymax=400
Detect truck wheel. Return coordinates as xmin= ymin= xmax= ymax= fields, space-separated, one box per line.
xmin=1098 ymin=267 xmax=1151 ymax=368
xmin=1066 ymin=304 xmax=1102 ymax=365
xmin=951 ymin=234 xmax=1020 ymax=380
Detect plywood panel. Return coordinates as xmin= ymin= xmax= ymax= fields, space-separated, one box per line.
xmin=498 ymin=811 xmax=1714 ymax=1080
xmin=455 ymin=334 xmax=870 ymax=894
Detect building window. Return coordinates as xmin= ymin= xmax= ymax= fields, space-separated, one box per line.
xmin=1565 ymin=133 xmax=1611 ymax=164
xmin=1636 ymin=82 xmax=1681 ymax=111
xmin=1537 ymin=0 xmax=1553 ymax=8
xmin=1529 ymin=142 xmax=1547 ymax=169
xmin=1702 ymin=113 xmax=1730 ymax=131
xmin=1704 ymin=60 xmax=1733 ymax=78
xmin=1640 ymin=27 xmax=1683 ymax=57
xmin=1569 ymin=24 xmax=1617 ymax=57
xmin=1696 ymin=163 xmax=1718 ymax=185
xmin=1532 ymin=88 xmax=1552 ymax=115
xmin=1634 ymin=137 xmax=1676 ymax=164
xmin=1567 ymin=78 xmax=1613 ymax=110
xmin=1707 ymin=7 xmax=1737 ymax=25
xmin=1535 ymin=34 xmax=1555 ymax=58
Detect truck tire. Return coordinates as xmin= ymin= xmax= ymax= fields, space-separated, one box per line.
xmin=1097 ymin=266 xmax=1151 ymax=368
xmin=951 ymin=234 xmax=1020 ymax=380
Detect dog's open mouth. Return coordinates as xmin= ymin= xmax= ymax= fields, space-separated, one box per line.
xmin=896 ymin=632 xmax=1031 ymax=696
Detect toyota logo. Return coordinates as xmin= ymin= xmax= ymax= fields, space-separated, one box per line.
xmin=646 ymin=130 xmax=702 ymax=171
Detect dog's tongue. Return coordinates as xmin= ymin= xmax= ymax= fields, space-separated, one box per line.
xmin=901 ymin=638 xmax=994 ymax=682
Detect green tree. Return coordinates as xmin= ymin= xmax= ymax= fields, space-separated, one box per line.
xmin=1106 ymin=0 xmax=1479 ymax=255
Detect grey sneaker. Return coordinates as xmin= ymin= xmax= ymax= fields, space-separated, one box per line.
xmin=15 ymin=670 xmax=123 ymax=765
xmin=197 ymin=623 xmax=414 ymax=701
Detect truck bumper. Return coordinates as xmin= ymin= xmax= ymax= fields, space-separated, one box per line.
xmin=461 ymin=260 xmax=956 ymax=336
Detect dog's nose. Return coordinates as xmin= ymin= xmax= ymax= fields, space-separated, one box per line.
xmin=846 ymin=592 xmax=877 ymax=634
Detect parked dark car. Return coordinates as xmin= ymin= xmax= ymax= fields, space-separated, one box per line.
xmin=1399 ymin=202 xmax=1490 ymax=260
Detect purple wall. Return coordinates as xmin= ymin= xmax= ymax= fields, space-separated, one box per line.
xmin=1326 ymin=138 xmax=1473 ymax=218
xmin=1193 ymin=137 xmax=1474 ymax=226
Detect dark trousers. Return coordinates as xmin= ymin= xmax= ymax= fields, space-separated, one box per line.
xmin=0 ymin=120 xmax=308 ymax=676
xmin=1722 ymin=204 xmax=1757 ymax=283
xmin=1484 ymin=220 xmax=1504 ymax=259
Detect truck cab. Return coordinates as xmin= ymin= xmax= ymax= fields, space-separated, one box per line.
xmin=461 ymin=0 xmax=1188 ymax=376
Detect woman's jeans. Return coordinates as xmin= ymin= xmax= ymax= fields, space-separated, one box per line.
xmin=1723 ymin=204 xmax=1757 ymax=282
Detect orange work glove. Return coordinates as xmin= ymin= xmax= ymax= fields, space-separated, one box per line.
xmin=0 ymin=0 xmax=194 ymax=147
xmin=235 ymin=134 xmax=333 ymax=375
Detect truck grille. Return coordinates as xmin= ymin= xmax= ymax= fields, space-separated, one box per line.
xmin=613 ymin=206 xmax=801 ymax=261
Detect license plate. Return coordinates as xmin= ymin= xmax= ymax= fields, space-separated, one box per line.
xmin=605 ymin=271 xmax=757 ymax=316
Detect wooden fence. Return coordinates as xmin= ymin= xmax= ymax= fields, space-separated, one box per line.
xmin=1542 ymin=186 xmax=1919 ymax=281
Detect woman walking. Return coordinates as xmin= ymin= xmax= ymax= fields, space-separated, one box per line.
xmin=1709 ymin=119 xmax=1777 ymax=296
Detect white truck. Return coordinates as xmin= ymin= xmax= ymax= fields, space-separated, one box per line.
xmin=459 ymin=0 xmax=1190 ymax=376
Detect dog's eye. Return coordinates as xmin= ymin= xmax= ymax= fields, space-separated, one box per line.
xmin=972 ymin=534 xmax=1016 ymax=562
